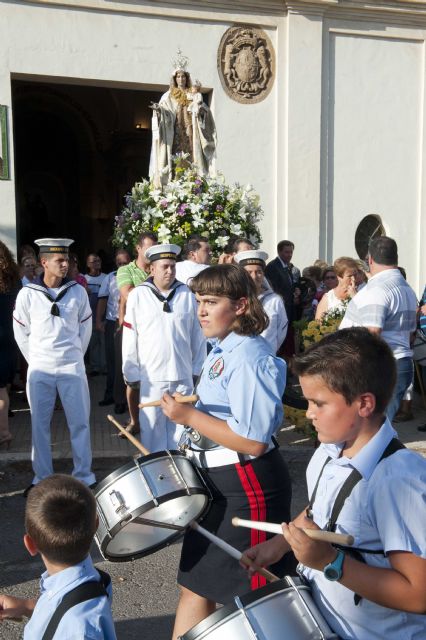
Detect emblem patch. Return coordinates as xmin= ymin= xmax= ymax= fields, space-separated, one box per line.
xmin=209 ymin=357 xmax=224 ymax=379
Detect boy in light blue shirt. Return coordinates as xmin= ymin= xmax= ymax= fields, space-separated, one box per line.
xmin=0 ymin=475 xmax=116 ymax=639
xmin=246 ymin=328 xmax=426 ymax=640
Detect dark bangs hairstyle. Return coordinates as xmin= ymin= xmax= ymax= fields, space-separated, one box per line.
xmin=191 ymin=264 xmax=269 ymax=336
xmin=293 ymin=327 xmax=396 ymax=415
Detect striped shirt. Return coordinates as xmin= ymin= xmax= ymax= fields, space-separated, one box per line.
xmin=116 ymin=260 xmax=148 ymax=290
xmin=340 ymin=268 xmax=417 ymax=359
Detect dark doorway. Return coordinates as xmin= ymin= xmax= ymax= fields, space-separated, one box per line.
xmin=12 ymin=78 xmax=162 ymax=268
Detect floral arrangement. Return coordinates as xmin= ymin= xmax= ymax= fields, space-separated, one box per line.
xmin=112 ymin=155 xmax=263 ymax=255
xmin=296 ymin=300 xmax=350 ymax=351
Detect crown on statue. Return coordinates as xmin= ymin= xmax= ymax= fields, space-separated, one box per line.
xmin=234 ymin=29 xmax=258 ymax=50
xmin=172 ymin=48 xmax=190 ymax=73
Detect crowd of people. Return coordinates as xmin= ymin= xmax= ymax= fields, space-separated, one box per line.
xmin=0 ymin=232 xmax=425 ymax=639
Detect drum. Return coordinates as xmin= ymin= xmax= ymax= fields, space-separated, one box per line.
xmin=181 ymin=576 xmax=338 ymax=640
xmin=95 ymin=450 xmax=210 ymax=561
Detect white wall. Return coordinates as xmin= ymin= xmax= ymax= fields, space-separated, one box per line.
xmin=0 ymin=2 xmax=282 ymax=256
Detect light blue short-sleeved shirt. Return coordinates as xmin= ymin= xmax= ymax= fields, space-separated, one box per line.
xmin=301 ymin=419 xmax=426 ymax=640
xmin=24 ymin=556 xmax=117 ymax=640
xmin=195 ymin=332 xmax=286 ymax=445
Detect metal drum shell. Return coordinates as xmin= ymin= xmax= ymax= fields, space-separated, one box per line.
xmin=181 ymin=577 xmax=339 ymax=640
xmin=94 ymin=450 xmax=210 ymax=562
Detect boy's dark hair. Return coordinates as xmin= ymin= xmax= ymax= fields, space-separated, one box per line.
xmin=25 ymin=475 xmax=97 ymax=565
xmin=368 ymin=236 xmax=398 ymax=266
xmin=191 ymin=264 xmax=269 ymax=336
xmin=293 ymin=327 xmax=396 ymax=414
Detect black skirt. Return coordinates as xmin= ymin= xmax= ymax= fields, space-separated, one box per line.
xmin=178 ymin=447 xmax=295 ymax=604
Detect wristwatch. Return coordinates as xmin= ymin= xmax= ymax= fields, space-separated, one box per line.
xmin=323 ymin=549 xmax=345 ymax=581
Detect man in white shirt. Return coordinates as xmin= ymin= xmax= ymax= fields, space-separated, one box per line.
xmin=122 ymin=244 xmax=206 ymax=451
xmin=85 ymin=253 xmax=107 ymax=375
xmin=13 ymin=238 xmax=96 ymax=495
xmin=175 ymin=236 xmax=211 ymax=285
xmin=96 ymin=249 xmax=131 ymax=407
xmin=340 ymin=236 xmax=417 ymax=421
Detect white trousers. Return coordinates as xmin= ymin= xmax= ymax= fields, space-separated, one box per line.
xmin=26 ymin=367 xmax=96 ymax=486
xmin=139 ymin=379 xmax=192 ymax=453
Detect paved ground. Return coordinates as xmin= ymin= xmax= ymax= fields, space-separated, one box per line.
xmin=0 ymin=375 xmax=424 ymax=639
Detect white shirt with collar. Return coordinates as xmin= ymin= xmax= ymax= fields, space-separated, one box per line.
xmin=175 ymin=260 xmax=208 ymax=286
xmin=13 ymin=278 xmax=92 ymax=368
xmin=339 ymin=268 xmax=417 ymax=359
xmin=122 ymin=279 xmax=205 ymax=383
xmin=301 ymin=419 xmax=426 ymax=639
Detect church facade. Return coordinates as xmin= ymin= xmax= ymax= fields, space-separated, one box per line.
xmin=1 ymin=0 xmax=426 ymax=290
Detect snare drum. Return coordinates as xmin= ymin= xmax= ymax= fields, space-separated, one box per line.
xmin=95 ymin=450 xmax=210 ymax=561
xmin=180 ymin=576 xmax=338 ymax=640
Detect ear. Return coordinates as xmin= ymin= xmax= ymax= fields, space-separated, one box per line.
xmin=24 ymin=534 xmax=39 ymax=557
xmin=358 ymin=392 xmax=376 ymax=417
xmin=234 ymin=297 xmax=248 ymax=316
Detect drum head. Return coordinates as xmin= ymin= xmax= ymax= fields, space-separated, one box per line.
xmin=181 ymin=578 xmax=339 ymax=639
xmin=95 ymin=451 xmax=210 ymax=562
xmin=103 ymin=492 xmax=209 ymax=561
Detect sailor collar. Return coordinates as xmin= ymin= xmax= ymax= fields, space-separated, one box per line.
xmin=25 ymin=275 xmax=77 ymax=316
xmin=142 ymin=277 xmax=184 ymax=312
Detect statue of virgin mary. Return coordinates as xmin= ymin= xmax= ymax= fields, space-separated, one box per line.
xmin=149 ymin=50 xmax=217 ymax=186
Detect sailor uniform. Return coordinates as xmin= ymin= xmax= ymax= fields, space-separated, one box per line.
xmin=122 ymin=277 xmax=205 ymax=452
xmin=234 ymin=250 xmax=288 ymax=354
xmin=259 ymin=286 xmax=288 ymax=354
xmin=178 ymin=332 xmax=294 ymax=603
xmin=13 ymin=275 xmax=95 ymax=486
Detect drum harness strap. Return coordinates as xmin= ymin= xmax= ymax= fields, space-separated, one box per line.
xmin=306 ymin=437 xmax=406 ymax=605
xmin=41 ymin=569 xmax=111 ymax=640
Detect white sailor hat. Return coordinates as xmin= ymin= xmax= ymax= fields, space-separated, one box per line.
xmin=34 ymin=238 xmax=74 ymax=254
xmin=145 ymin=243 xmax=181 ymax=262
xmin=234 ymin=250 xmax=268 ymax=267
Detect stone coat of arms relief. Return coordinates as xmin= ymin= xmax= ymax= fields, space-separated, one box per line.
xmin=217 ymin=26 xmax=275 ymax=104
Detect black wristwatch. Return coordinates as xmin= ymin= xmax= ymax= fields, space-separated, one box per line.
xmin=323 ymin=549 xmax=345 ymax=581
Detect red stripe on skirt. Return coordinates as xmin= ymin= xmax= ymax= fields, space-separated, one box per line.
xmin=235 ymin=462 xmax=267 ymax=591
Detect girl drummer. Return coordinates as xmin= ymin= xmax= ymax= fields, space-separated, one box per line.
xmin=161 ymin=264 xmax=293 ymax=639
xmin=234 ymin=249 xmax=288 ymax=354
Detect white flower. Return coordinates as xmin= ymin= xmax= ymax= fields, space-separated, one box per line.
xmin=192 ymin=213 xmax=204 ymax=228
xmin=229 ymin=223 xmax=242 ymax=235
xmin=190 ymin=202 xmax=203 ymax=214
xmin=215 ymin=236 xmax=229 ymax=248
xmin=157 ymin=224 xmax=171 ymax=242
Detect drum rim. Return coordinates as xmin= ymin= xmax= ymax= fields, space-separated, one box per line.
xmin=94 ymin=449 xmax=188 ymax=495
xmin=98 ymin=527 xmax=184 ymax=563
xmin=96 ymin=488 xmax=210 ymax=561
xmin=181 ymin=578 xmax=305 ymax=640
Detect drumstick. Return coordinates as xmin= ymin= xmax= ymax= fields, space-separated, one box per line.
xmin=107 ymin=414 xmax=150 ymax=457
xmin=190 ymin=521 xmax=279 ymax=583
xmin=139 ymin=394 xmax=198 ymax=409
xmin=232 ymin=517 xmax=354 ymax=547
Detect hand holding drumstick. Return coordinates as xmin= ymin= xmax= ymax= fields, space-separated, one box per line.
xmin=240 ymin=514 xmax=354 ymax=576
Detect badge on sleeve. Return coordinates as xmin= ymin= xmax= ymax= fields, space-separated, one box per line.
xmin=209 ymin=357 xmax=224 ymax=379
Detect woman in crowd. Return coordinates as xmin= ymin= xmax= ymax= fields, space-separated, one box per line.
xmin=315 ymin=256 xmax=358 ymax=320
xmin=234 ymin=250 xmax=288 ymax=353
xmin=0 ymin=241 xmax=21 ymax=449
xmin=160 ymin=264 xmax=293 ymax=639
